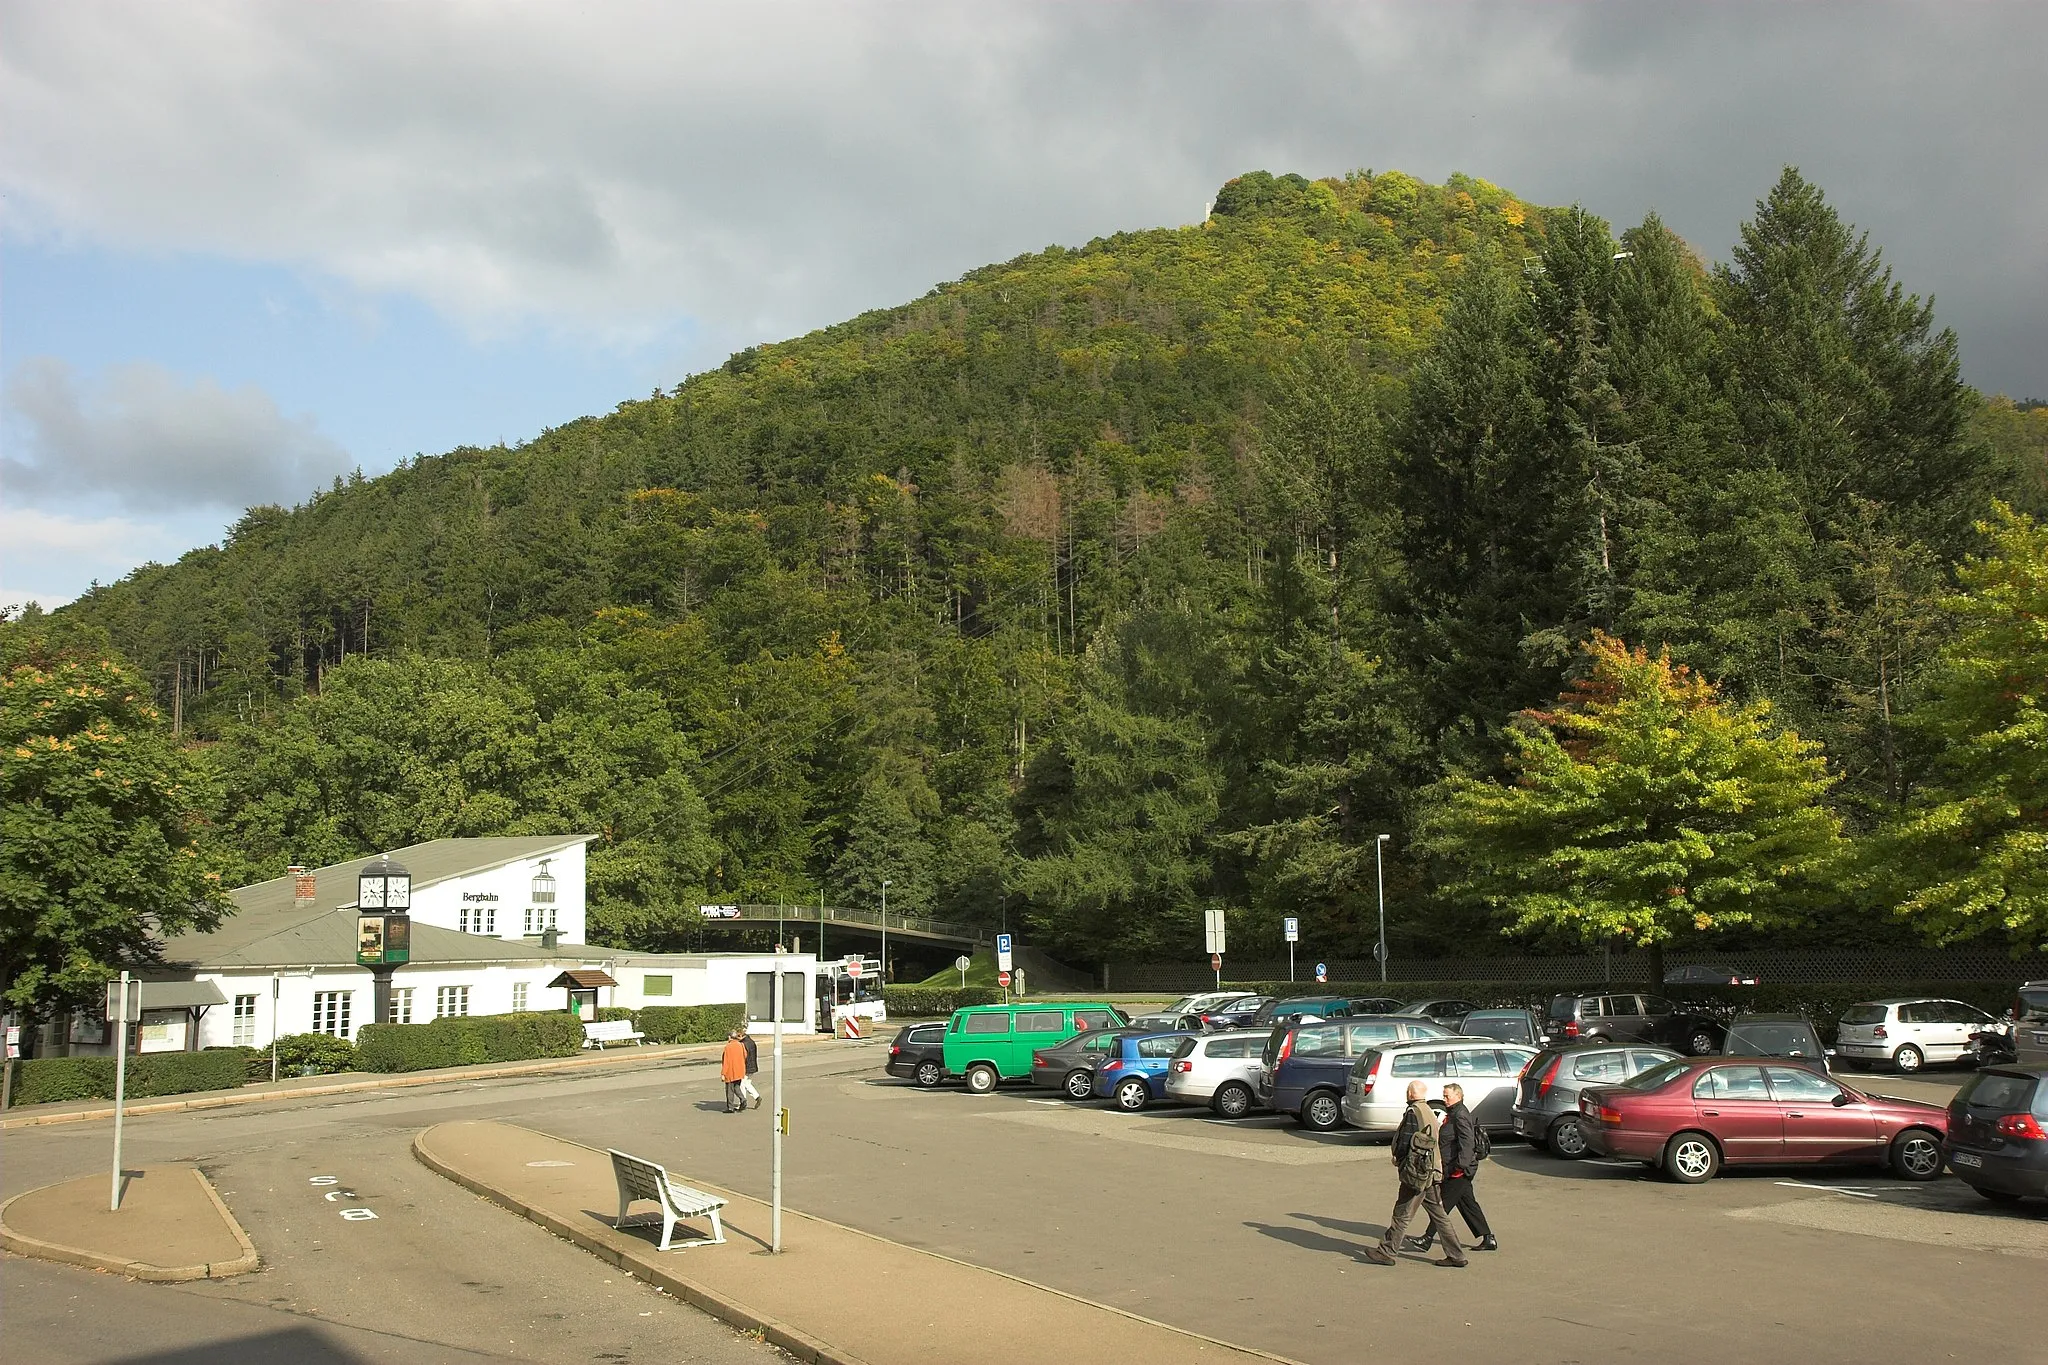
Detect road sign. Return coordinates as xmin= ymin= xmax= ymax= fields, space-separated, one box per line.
xmin=1283 ymin=916 xmax=1299 ymax=943
xmin=105 ymin=976 xmax=141 ymax=1023
xmin=1210 ymin=953 xmax=1221 ymax=972
xmin=846 ymin=959 xmax=862 ymax=980
xmin=1373 ymin=941 xmax=1388 ymax=962
xmin=1203 ymin=907 xmax=1227 ymax=955
xmin=997 ymin=970 xmax=1011 ymax=988
xmin=1315 ymin=961 xmax=1328 ymax=983
xmin=954 ymin=955 xmax=971 ymax=972
xmin=995 ymin=933 xmax=1013 ymax=972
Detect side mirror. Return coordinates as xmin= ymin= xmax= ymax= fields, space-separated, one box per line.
xmin=1831 ymin=1092 xmax=1853 ymax=1107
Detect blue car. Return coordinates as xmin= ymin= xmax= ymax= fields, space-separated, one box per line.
xmin=1093 ymin=1032 xmax=1188 ymax=1111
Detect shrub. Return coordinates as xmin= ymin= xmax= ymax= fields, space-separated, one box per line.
xmin=594 ymin=1006 xmax=639 ymax=1024
xmin=882 ymin=986 xmax=999 ymax=1017
xmin=635 ymin=1004 xmax=745 ymax=1044
xmin=273 ymin=1032 xmax=358 ymax=1076
xmin=353 ymin=1011 xmax=584 ymax=1073
xmin=8 ymin=1048 xmax=254 ymax=1108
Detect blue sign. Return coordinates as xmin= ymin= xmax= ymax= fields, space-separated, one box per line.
xmin=996 ymin=932 xmax=1014 ymax=972
xmin=1315 ymin=961 xmax=1328 ymax=983
xmin=996 ymin=933 xmax=1012 ymax=955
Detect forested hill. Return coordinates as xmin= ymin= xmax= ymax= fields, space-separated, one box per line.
xmin=57 ymin=167 xmax=2048 ymax=965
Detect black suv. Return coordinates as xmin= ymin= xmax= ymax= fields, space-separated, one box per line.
xmin=1544 ymin=990 xmax=1725 ymax=1056
xmin=885 ymin=1021 xmax=948 ymax=1088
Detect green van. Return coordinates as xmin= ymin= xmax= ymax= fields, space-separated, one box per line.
xmin=943 ymin=1002 xmax=1129 ymax=1093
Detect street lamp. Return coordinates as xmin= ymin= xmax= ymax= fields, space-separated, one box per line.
xmin=1374 ymin=835 xmax=1391 ymax=984
xmin=879 ymin=879 xmax=891 ymax=987
xmin=356 ymin=854 xmax=413 ymax=1025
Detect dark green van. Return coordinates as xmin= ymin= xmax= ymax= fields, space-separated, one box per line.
xmin=943 ymin=1002 xmax=1129 ymax=1093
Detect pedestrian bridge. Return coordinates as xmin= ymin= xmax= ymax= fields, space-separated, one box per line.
xmin=700 ymin=903 xmax=988 ymax=951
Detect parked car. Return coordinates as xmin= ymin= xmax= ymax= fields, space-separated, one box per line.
xmin=943 ymin=1002 xmax=1129 ymax=1094
xmin=1128 ymin=1012 xmax=1207 ymax=1033
xmin=1576 ymin=1057 xmax=1947 ymax=1183
xmin=1394 ymin=998 xmax=1480 ymax=1027
xmin=885 ymin=1021 xmax=950 ymax=1088
xmin=1246 ymin=995 xmax=1354 ymax=1029
xmin=1664 ymin=963 xmax=1759 ymax=986
xmin=1347 ymin=996 xmax=1406 ymax=1015
xmin=1720 ymin=1013 xmax=1832 ymax=1071
xmin=1092 ymin=1032 xmax=1188 ymax=1111
xmin=1163 ymin=991 xmax=1258 ymax=1018
xmin=1944 ymin=1065 xmax=2048 ymax=1203
xmin=1165 ymin=1031 xmax=1269 ymax=1117
xmin=1512 ymin=1043 xmax=1682 ymax=1157
xmin=1205 ymin=996 xmax=1273 ymax=1030
xmin=1459 ymin=1008 xmax=1543 ymax=1047
xmin=1835 ymin=998 xmax=2000 ymax=1073
xmin=2014 ymin=983 xmax=2048 ymax=1067
xmin=1544 ymin=989 xmax=1725 ymax=1056
xmin=1259 ymin=1017 xmax=1455 ymax=1130
xmin=1029 ymin=1028 xmax=1140 ymax=1100
xmin=1338 ymin=1038 xmax=1539 ymax=1135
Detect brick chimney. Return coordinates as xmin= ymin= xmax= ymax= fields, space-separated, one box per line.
xmin=291 ymin=865 xmax=316 ymax=905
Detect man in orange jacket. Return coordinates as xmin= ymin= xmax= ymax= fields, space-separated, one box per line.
xmin=720 ymin=1030 xmax=749 ymax=1113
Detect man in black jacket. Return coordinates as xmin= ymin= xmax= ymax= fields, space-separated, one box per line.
xmin=740 ymin=1029 xmax=762 ymax=1109
xmin=1406 ymin=1082 xmax=1496 ymax=1253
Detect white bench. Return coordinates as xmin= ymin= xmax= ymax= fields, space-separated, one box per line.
xmin=607 ymin=1149 xmax=727 ymax=1251
xmin=583 ymin=1019 xmax=646 ymax=1049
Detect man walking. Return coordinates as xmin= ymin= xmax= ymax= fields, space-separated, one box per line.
xmin=1405 ymin=1082 xmax=1496 ymax=1253
xmin=720 ymin=1029 xmax=749 ymax=1113
xmin=739 ymin=1027 xmax=762 ymax=1109
xmin=1359 ymin=1081 xmax=1467 ymax=1268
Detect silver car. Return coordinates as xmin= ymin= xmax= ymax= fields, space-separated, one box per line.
xmin=1510 ymin=1043 xmax=1681 ymax=1157
xmin=1836 ymin=998 xmax=1998 ymax=1073
xmin=1164 ymin=1031 xmax=1268 ymax=1117
xmin=1339 ymin=1038 xmax=1539 ymax=1134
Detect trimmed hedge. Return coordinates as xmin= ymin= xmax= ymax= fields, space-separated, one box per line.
xmin=274 ymin=1032 xmax=358 ymax=1076
xmin=8 ymin=1047 xmax=254 ymax=1108
xmin=883 ymin=986 xmax=1000 ymax=1016
xmin=634 ymin=1004 xmax=746 ymax=1044
xmin=353 ymin=1011 xmax=583 ymax=1073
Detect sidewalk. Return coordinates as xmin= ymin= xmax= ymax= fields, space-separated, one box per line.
xmin=0 ymin=1164 xmax=259 ymax=1281
xmin=415 ymin=1120 xmax=1301 ymax=1365
xmin=1 ymin=1035 xmax=842 ymax=1130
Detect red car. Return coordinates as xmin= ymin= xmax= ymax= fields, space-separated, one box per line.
xmin=1578 ymin=1056 xmax=1948 ymax=1184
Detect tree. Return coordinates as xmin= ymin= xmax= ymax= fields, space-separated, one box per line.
xmin=1420 ymin=632 xmax=1845 ymax=975
xmin=0 ymin=612 xmax=232 ymax=1019
xmin=1876 ymin=506 xmax=2048 ymax=947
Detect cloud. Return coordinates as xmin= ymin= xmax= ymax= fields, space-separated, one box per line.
xmin=1 ymin=3 xmax=2043 ymax=389
xmin=3 ymin=357 xmax=352 ymax=511
xmin=0 ymin=505 xmax=213 ymax=610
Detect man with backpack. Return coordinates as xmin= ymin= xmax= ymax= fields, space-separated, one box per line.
xmin=1359 ymin=1080 xmax=1468 ymax=1268
xmin=1405 ymin=1081 xmax=1497 ymax=1253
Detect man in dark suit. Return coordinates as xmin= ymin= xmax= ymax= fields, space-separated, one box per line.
xmin=1406 ymin=1082 xmax=1497 ymax=1252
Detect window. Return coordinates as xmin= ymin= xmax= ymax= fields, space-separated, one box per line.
xmin=1603 ymin=995 xmax=1643 ymax=1018
xmin=458 ymin=904 xmax=497 ymax=935
xmin=1550 ymin=995 xmax=1585 ymax=1021
xmin=435 ymin=985 xmax=470 ymax=1018
xmin=963 ymin=1012 xmax=1011 ymax=1035
xmin=390 ymin=988 xmax=414 ymax=1024
xmin=1137 ymin=1036 xmax=1181 ymax=1058
xmin=1073 ymin=1009 xmax=1115 ymax=1031
xmin=511 ymin=982 xmax=528 ymax=1012
xmin=1940 ymin=1000 xmax=1991 ymax=1025
xmin=1347 ymin=1021 xmax=1401 ymax=1049
xmin=1390 ymin=1051 xmax=1444 ymax=1077
xmin=232 ymin=994 xmax=258 ymax=1046
xmin=524 ymin=905 xmax=558 ymax=935
xmin=1085 ymin=1033 xmax=1120 ymax=1053
xmin=1446 ymin=1048 xmax=1504 ymax=1077
xmin=1573 ymin=1051 xmax=1628 ymax=1083
xmin=1693 ymin=1065 xmax=1770 ymax=1100
xmin=1208 ymin=1037 xmax=1256 ymax=1058
xmin=312 ymin=991 xmax=353 ymax=1038
xmin=644 ymin=974 xmax=674 ymax=998
xmin=2019 ymin=987 xmax=2048 ymax=1023
xmin=1897 ymin=1002 xmax=1926 ymax=1024
xmin=1840 ymin=1004 xmax=1889 ymax=1026
xmin=1017 ymin=1011 xmax=1065 ymax=1033
xmin=1764 ymin=1067 xmax=1842 ymax=1103
xmin=1641 ymin=997 xmax=1675 ymax=1017
xmin=1293 ymin=1024 xmax=1346 ymax=1058
xmin=1628 ymin=1050 xmax=1676 ymax=1075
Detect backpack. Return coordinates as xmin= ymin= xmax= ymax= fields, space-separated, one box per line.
xmin=1472 ymin=1127 xmax=1492 ymax=1163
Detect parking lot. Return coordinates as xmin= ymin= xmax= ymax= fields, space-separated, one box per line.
xmin=6 ymin=1039 xmax=2045 ymax=1363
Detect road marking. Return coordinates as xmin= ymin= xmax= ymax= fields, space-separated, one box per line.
xmin=1025 ymin=1099 xmax=1064 ymax=1106
xmin=525 ymin=1159 xmax=575 ymax=1167
xmin=1584 ymin=1159 xmax=1638 ymax=1168
xmin=1775 ymin=1180 xmax=1880 ymax=1199
xmin=339 ymin=1208 xmax=378 ymax=1221
xmin=309 ymin=1176 xmax=339 ymax=1186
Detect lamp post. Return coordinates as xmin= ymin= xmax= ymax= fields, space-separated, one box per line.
xmin=356 ymin=854 xmax=413 ymax=1023
xmin=879 ymin=879 xmax=891 ymax=987
xmin=1374 ymin=834 xmax=1391 ymax=984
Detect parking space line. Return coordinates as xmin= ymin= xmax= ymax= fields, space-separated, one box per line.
xmin=1774 ymin=1180 xmax=1880 ymax=1199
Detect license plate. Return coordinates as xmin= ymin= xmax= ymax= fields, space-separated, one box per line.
xmin=1514 ymin=1116 xmax=1527 ymax=1134
xmin=1953 ymin=1152 xmax=1983 ymax=1168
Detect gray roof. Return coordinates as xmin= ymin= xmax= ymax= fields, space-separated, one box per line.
xmin=157 ymin=836 xmax=598 ymax=971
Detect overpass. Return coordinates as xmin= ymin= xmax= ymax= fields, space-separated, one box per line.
xmin=699 ymin=903 xmax=989 ymax=952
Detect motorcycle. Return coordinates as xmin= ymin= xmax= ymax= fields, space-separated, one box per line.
xmin=1965 ymin=1018 xmax=2017 ymax=1068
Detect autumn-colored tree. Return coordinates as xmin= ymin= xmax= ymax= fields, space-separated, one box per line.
xmin=1421 ymin=633 xmax=1846 ymax=976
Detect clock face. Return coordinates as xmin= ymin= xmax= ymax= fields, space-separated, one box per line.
xmin=359 ymin=877 xmax=385 ymax=909
xmin=386 ymin=878 xmax=411 ymax=909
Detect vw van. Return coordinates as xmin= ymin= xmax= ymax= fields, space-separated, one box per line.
xmin=943 ymin=1002 xmax=1128 ymax=1093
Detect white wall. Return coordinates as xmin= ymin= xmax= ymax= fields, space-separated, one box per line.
xmin=606 ymin=954 xmax=818 ymax=1033
xmin=407 ymin=842 xmax=589 ymax=945
xmin=191 ymin=960 xmax=606 ymax=1048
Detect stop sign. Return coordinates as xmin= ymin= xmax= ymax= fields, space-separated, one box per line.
xmin=998 ymin=970 xmax=1011 ymax=987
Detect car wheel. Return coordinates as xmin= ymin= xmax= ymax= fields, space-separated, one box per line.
xmin=1892 ymin=1044 xmax=1925 ymax=1074
xmin=1546 ymin=1115 xmax=1589 ymax=1159
xmin=1890 ymin=1128 xmax=1943 ymax=1181
xmin=965 ymin=1064 xmax=998 ymax=1095
xmin=1687 ymin=1028 xmax=1720 ymax=1057
xmin=913 ymin=1059 xmax=943 ymax=1089
xmin=1664 ymin=1131 xmax=1721 ymax=1184
xmin=1063 ymin=1069 xmax=1094 ymax=1101
xmin=1300 ymin=1090 xmax=1343 ymax=1132
xmin=1973 ymin=1185 xmax=2021 ymax=1204
xmin=1212 ymin=1082 xmax=1254 ymax=1120
xmin=1114 ymin=1078 xmax=1149 ymax=1112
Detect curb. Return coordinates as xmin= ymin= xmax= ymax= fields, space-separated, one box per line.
xmin=414 ymin=1123 xmax=1310 ymax=1365
xmin=0 ymin=1167 xmax=261 ymax=1282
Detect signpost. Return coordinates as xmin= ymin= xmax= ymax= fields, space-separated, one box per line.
xmin=955 ymin=954 xmax=971 ymax=988
xmin=1315 ymin=961 xmax=1328 ymax=985
xmin=1283 ymin=916 xmax=1299 ymax=982
xmin=1203 ymin=908 xmax=1227 ymax=989
xmin=106 ymin=971 xmax=141 ymax=1210
xmin=997 ymin=970 xmax=1011 ymax=989
xmin=996 ymin=933 xmax=1013 ymax=1003
xmin=771 ymin=953 xmax=785 ymax=1253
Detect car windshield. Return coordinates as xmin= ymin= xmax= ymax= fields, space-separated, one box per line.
xmin=1727 ymin=1024 xmax=1821 ymax=1055
xmin=1840 ymin=1005 xmax=1888 ymax=1025
xmin=1622 ymin=1059 xmax=1693 ymax=1091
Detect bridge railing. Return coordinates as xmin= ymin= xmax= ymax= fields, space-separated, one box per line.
xmin=721 ymin=903 xmax=988 ymax=945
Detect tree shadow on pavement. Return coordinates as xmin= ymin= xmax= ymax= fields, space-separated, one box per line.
xmin=108 ymin=1328 xmax=360 ymax=1364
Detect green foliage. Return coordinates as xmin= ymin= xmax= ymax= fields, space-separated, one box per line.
xmin=1876 ymin=507 xmax=2048 ymax=947
xmin=882 ymin=985 xmax=1000 ymax=1016
xmin=352 ymin=1011 xmax=583 ymax=1072
xmin=0 ymin=612 xmax=233 ymax=1016
xmin=7 ymin=1048 xmax=252 ymax=1107
xmin=633 ymin=1003 xmax=746 ymax=1044
xmin=1422 ymin=633 xmax=1846 ymax=952
xmin=273 ymin=1032 xmax=358 ymax=1075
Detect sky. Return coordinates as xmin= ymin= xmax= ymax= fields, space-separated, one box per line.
xmin=4 ymin=2 xmax=2044 ymax=608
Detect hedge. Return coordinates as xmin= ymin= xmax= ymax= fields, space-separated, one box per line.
xmin=353 ymin=1011 xmax=584 ymax=1072
xmin=634 ymin=1004 xmax=746 ymax=1044
xmin=7 ymin=1047 xmax=254 ymax=1108
xmin=883 ymin=986 xmax=1000 ymax=1016
xmin=273 ymin=1032 xmax=358 ymax=1076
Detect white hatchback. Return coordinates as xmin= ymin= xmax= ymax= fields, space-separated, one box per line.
xmin=1164 ymin=1031 xmax=1268 ymax=1117
xmin=1835 ymin=998 xmax=1996 ymax=1073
